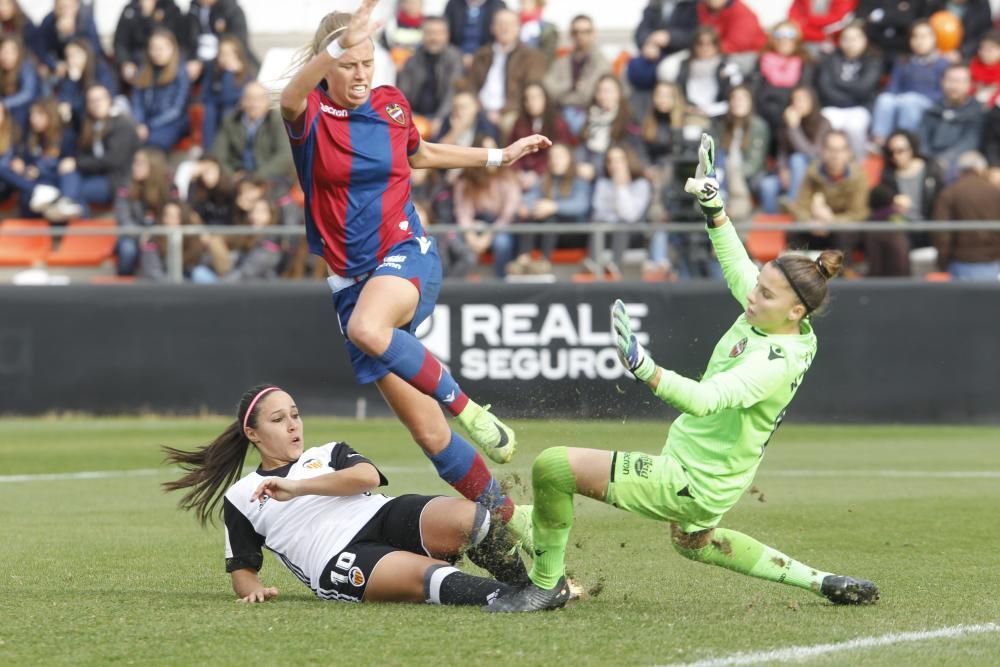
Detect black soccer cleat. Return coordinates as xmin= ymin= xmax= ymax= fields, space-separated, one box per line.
xmin=820 ymin=575 xmax=880 ymax=605
xmin=482 ymin=577 xmax=571 ymax=613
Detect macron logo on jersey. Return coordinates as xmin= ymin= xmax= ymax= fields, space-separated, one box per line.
xmin=320 ymin=102 xmax=348 ymax=118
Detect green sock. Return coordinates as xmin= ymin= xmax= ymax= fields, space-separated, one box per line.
xmin=674 ymin=527 xmax=831 ymax=594
xmin=528 ymin=446 xmax=577 ymax=590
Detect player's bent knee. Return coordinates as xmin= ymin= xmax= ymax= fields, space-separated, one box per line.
xmin=532 ymin=446 xmax=574 ymax=491
xmin=346 ymin=318 xmax=391 ymax=356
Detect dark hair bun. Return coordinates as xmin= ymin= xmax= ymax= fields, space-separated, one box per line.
xmin=816 ymin=250 xmax=844 ymax=280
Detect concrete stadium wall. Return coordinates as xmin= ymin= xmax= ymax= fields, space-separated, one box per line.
xmin=2 ymin=281 xmax=997 ymax=423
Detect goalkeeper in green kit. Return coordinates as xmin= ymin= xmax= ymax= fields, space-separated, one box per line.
xmin=487 ymin=133 xmax=880 ymax=613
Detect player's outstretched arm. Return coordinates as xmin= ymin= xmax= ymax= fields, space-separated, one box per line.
xmin=231 ymin=568 xmax=279 ymax=603
xmin=279 ymin=0 xmax=384 ymax=120
xmin=249 ymin=464 xmax=381 ymax=502
xmin=408 ymin=134 xmax=552 ymax=170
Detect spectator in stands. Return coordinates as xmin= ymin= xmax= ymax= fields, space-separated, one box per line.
xmin=675 ymin=26 xmax=740 ymax=120
xmin=919 ymin=64 xmax=984 ymax=179
xmin=590 ymin=144 xmax=652 ymax=279
xmin=544 ymin=14 xmax=609 ymax=136
xmin=131 ymin=28 xmax=191 ymax=151
xmin=435 ymin=89 xmax=499 ymax=146
xmin=113 ymin=0 xmax=186 ymax=88
xmin=787 ymin=130 xmax=870 ymax=266
xmin=0 ymin=101 xmax=61 ymax=215
xmin=970 ymin=30 xmax=1000 ymax=108
xmin=696 ymin=0 xmax=768 ymax=56
xmin=931 ymin=150 xmax=1000 ymax=280
xmin=577 ymin=74 xmax=638 ymax=181
xmin=857 ymin=0 xmax=931 ymax=74
xmin=453 ymin=137 xmax=521 ymax=278
xmin=635 ymin=0 xmax=700 ymax=55
xmin=383 ymin=0 xmax=425 ymax=53
xmin=443 ymin=0 xmax=506 ymax=68
xmin=815 ymin=20 xmax=882 ymax=157
xmin=983 ymin=103 xmax=1000 ymax=165
xmin=864 ymin=183 xmax=911 ymax=276
xmin=231 ymin=175 xmax=266 ymax=227
xmin=713 ymin=85 xmax=769 ymax=221
xmin=758 ymin=85 xmax=831 ymax=213
xmin=187 ymin=156 xmax=235 ymax=227
xmin=788 ymin=0 xmax=859 ymax=52
xmin=33 ymin=0 xmax=102 ymax=75
xmin=507 ymin=82 xmax=574 ymax=189
xmin=870 ymin=20 xmax=948 ymax=146
xmin=182 ymin=0 xmax=257 ymax=84
xmin=513 ymin=142 xmax=592 ymax=275
xmin=210 ymin=81 xmax=292 ymax=185
xmin=0 ymin=35 xmax=39 ymax=128
xmin=465 ymin=8 xmax=546 ymax=133
xmin=396 ymin=16 xmax=464 ymax=139
xmin=925 ymin=0 xmax=993 ymax=60
xmin=115 ymin=147 xmax=173 ymax=275
xmin=0 ymin=0 xmax=38 ymax=52
xmin=201 ymin=35 xmax=256 ymax=151
xmin=753 ymin=21 xmax=814 ymax=142
xmin=52 ymin=38 xmax=117 ymax=155
xmin=518 ymin=0 xmax=557 ymax=62
xmin=222 ymin=198 xmax=286 ymax=282
xmin=878 ymin=129 xmax=944 ymax=250
xmin=640 ymin=81 xmax=697 ymax=167
xmin=626 ymin=26 xmax=671 ymax=115
xmin=58 ymin=85 xmax=140 ymax=213
xmin=21 ymin=97 xmax=83 ymax=221
xmin=140 ymin=199 xmax=231 ymax=283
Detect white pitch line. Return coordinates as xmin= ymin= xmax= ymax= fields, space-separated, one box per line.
xmin=663 ymin=623 xmax=1000 ymax=667
xmin=0 ymin=469 xmax=161 ymax=483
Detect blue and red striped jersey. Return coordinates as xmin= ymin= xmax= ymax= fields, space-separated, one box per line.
xmin=285 ymin=85 xmax=424 ymax=276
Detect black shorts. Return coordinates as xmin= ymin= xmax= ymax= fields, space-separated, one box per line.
xmin=317 ymin=494 xmax=441 ymax=602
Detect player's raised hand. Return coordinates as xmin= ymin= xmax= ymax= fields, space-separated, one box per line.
xmin=611 ymin=299 xmax=657 ymax=383
xmin=502 ymin=134 xmax=552 ymax=166
xmin=238 ymin=587 xmax=279 ymax=604
xmin=339 ymin=0 xmax=385 ymax=50
xmin=251 ymin=477 xmax=300 ymax=503
xmin=683 ymin=133 xmax=725 ymax=224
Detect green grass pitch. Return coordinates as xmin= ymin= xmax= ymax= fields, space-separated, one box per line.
xmin=2 ymin=418 xmax=999 ymax=666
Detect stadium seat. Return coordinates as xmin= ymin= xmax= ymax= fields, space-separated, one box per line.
xmin=612 ymin=50 xmax=631 ymax=78
xmin=745 ymin=213 xmax=792 ymax=263
xmin=173 ymin=103 xmax=205 ymax=152
xmin=863 ymin=153 xmax=884 ymax=188
xmin=45 ymin=219 xmax=117 ymax=267
xmin=0 ymin=219 xmax=52 ymax=266
xmin=925 ymin=271 xmax=952 ymax=282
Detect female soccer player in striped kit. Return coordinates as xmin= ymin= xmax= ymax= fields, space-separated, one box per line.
xmin=163 ymin=385 xmax=528 ymax=606
xmin=489 ymin=134 xmax=880 ymax=612
xmin=280 ymin=0 xmax=550 ymax=539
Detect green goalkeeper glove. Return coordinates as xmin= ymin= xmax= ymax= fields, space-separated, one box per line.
xmin=683 ymin=133 xmax=726 ymax=226
xmin=611 ymin=299 xmax=657 ymax=383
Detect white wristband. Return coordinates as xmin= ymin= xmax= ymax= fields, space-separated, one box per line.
xmin=486 ymin=148 xmax=503 ymax=167
xmin=325 ymin=39 xmax=347 ymax=60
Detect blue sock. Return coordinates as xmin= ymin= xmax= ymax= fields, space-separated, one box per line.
xmin=379 ymin=330 xmax=468 ymax=415
xmin=428 ymin=432 xmax=513 ymax=519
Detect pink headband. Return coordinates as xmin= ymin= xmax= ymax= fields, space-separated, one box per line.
xmin=243 ymin=387 xmax=280 ymax=432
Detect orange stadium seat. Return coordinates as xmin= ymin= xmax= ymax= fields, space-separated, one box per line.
xmin=45 ymin=219 xmax=117 ymax=267
xmin=0 ymin=219 xmax=52 ymax=266
xmin=863 ymin=153 xmax=884 ymax=188
xmin=745 ymin=213 xmax=792 ymax=264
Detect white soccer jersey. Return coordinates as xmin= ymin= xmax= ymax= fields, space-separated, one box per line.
xmin=223 ymin=442 xmax=391 ymax=594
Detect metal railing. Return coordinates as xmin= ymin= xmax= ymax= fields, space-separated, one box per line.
xmin=5 ymin=220 xmax=1000 ymax=283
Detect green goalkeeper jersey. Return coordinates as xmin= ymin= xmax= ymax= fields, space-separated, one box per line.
xmin=654 ymin=223 xmax=817 ymax=517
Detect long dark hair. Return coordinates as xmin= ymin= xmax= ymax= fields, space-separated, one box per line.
xmin=519 ymin=82 xmax=558 ymax=137
xmin=162 ymin=384 xmax=280 ymax=525
xmin=135 ymin=28 xmax=180 ymax=88
xmin=0 ymin=34 xmax=25 ymax=96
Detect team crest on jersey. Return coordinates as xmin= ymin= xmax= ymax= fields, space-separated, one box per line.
xmin=303 ymin=458 xmax=322 ymax=470
xmin=348 ymin=566 xmax=366 ymax=587
xmin=730 ymin=337 xmax=748 ymax=358
xmin=385 ymin=103 xmax=406 ymax=125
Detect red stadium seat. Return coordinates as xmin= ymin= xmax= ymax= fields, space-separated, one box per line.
xmin=863 ymin=153 xmax=884 ymax=188
xmin=745 ymin=213 xmax=792 ymax=264
xmin=45 ymin=219 xmax=118 ymax=267
xmin=0 ymin=219 xmax=52 ymax=266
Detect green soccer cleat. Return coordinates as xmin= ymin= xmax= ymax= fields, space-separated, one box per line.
xmin=505 ymin=503 xmax=534 ymax=557
xmin=482 ymin=576 xmax=571 ymax=613
xmin=820 ymin=575 xmax=880 ymax=605
xmin=455 ymin=402 xmax=516 ymax=464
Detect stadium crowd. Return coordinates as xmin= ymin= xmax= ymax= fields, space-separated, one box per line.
xmin=1 ymin=0 xmax=999 ymax=282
